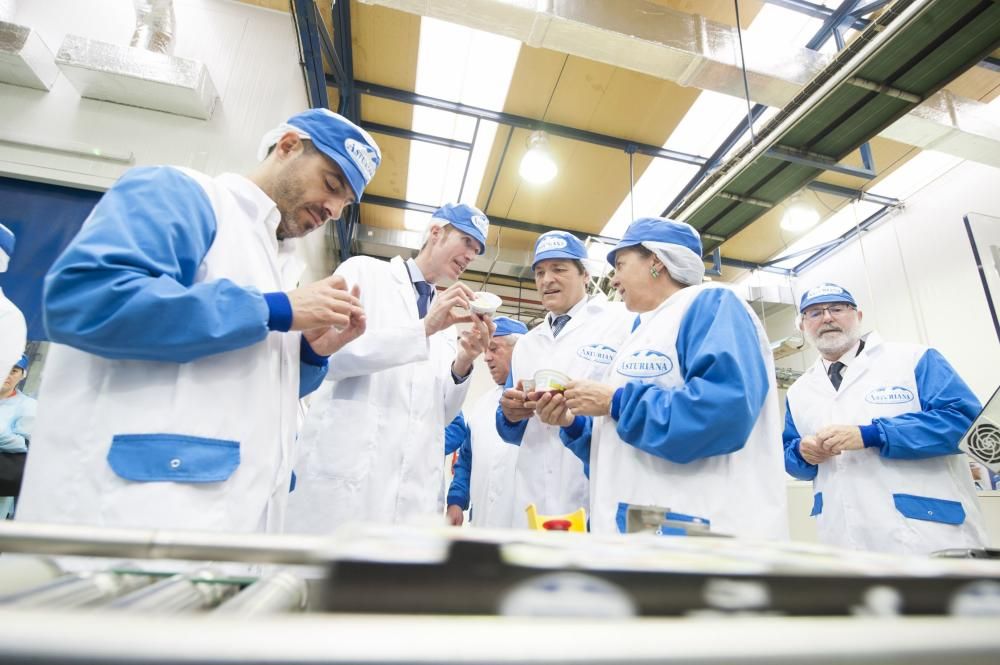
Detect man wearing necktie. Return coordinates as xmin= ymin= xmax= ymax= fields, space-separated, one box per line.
xmin=287 ymin=203 xmax=495 ymax=532
xmin=497 ymin=231 xmax=631 ymax=526
xmin=783 ymin=283 xmax=986 ymax=555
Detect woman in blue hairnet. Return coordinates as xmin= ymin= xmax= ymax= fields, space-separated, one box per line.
xmin=535 ymin=217 xmax=789 ymax=538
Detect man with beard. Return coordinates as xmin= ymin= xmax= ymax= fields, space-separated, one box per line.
xmin=783 ymin=283 xmax=987 ymax=554
xmin=17 ymin=109 xmax=376 ymax=537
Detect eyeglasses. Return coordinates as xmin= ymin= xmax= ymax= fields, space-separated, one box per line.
xmin=802 ymin=304 xmax=855 ymax=321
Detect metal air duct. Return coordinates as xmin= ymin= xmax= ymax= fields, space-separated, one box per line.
xmin=0 ymin=0 xmax=58 ymax=91
xmin=130 ymin=0 xmax=175 ymax=54
xmin=55 ymin=0 xmax=218 ymax=119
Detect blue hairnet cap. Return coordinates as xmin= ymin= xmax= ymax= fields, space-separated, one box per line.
xmin=0 ymin=224 xmax=14 ymax=259
xmin=493 ymin=316 xmax=528 ymax=337
xmin=606 ymin=217 xmax=702 ymax=266
xmin=533 ymin=231 xmax=587 ymax=268
xmin=286 ymin=108 xmax=381 ymax=201
xmin=431 ymin=203 xmax=489 ymax=255
xmin=13 ymin=354 xmax=28 ymax=373
xmin=799 ymin=283 xmax=857 ymax=313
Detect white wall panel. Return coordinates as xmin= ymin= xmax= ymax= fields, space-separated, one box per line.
xmin=0 ymin=0 xmax=309 ymax=190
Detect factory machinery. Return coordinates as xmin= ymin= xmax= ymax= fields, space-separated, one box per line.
xmin=0 ymin=520 xmax=998 ymax=664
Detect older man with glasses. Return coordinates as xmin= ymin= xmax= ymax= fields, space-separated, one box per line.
xmin=783 ymin=283 xmax=987 ymax=555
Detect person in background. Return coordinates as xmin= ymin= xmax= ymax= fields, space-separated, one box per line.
xmin=0 ymin=224 xmax=27 ymax=379
xmin=537 ymin=218 xmax=788 ymax=538
xmin=447 ymin=316 xmax=528 ymax=527
xmin=0 ymin=354 xmax=35 ymax=518
xmin=286 ymin=204 xmax=493 ymax=533
xmin=17 ymin=108 xmax=375 ymax=536
xmin=783 ymin=283 xmax=987 ymax=555
xmin=497 ymin=231 xmax=632 ymax=526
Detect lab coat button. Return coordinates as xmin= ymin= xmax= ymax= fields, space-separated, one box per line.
xmin=170 ymin=458 xmax=182 ymax=469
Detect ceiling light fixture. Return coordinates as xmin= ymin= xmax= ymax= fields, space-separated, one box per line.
xmin=519 ymin=130 xmax=557 ymax=184
xmin=780 ymin=192 xmax=820 ymax=232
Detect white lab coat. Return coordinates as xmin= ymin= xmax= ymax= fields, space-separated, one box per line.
xmin=587 ymin=284 xmax=788 ymax=538
xmin=285 ymin=256 xmax=469 ymax=532
xmin=0 ymin=287 xmax=26 ymax=376
xmin=17 ymin=171 xmax=304 ymax=535
xmin=468 ymin=385 xmax=519 ymax=528
xmin=785 ymin=333 xmax=987 ymax=554
xmin=508 ymin=297 xmax=632 ymax=526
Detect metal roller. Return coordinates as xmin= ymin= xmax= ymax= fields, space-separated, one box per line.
xmin=0 ymin=571 xmax=153 ymax=608
xmin=212 ymin=572 xmax=308 ymax=616
xmin=106 ymin=570 xmax=237 ymax=613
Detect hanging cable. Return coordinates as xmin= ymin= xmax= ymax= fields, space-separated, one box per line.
xmin=627 ymin=147 xmax=635 ymax=222
xmin=851 ymin=198 xmax=881 ymax=333
xmin=480 ymin=227 xmax=502 ymax=290
xmin=733 ymin=0 xmax=756 ymax=146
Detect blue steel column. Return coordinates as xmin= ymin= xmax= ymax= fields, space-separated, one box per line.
xmin=331 ymin=0 xmax=359 ymax=260
xmin=291 ymin=0 xmax=329 ymax=109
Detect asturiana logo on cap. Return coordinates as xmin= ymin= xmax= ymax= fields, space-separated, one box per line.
xmin=865 ymin=386 xmax=915 ymax=405
xmin=577 ymin=344 xmax=617 ymax=365
xmin=345 ymin=138 xmax=378 ymax=183
xmin=537 ymin=235 xmax=569 ymax=253
xmin=471 ymin=214 xmax=489 ymax=237
xmin=617 ymin=350 xmax=673 ymax=378
xmin=807 ymin=284 xmax=845 ymax=299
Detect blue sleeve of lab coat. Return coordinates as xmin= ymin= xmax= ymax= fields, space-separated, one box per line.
xmin=862 ymin=349 xmax=982 ymax=460
xmin=43 ymin=167 xmax=273 ymax=363
xmin=611 ymin=288 xmax=770 ymax=464
xmin=446 ymin=434 xmax=472 ymax=509
xmin=782 ymin=398 xmax=818 ymax=480
xmin=496 ymin=371 xmax=528 ymax=445
xmin=299 ymin=337 xmax=329 ymax=397
xmin=559 ymin=415 xmax=592 ymax=477
xmin=445 ymin=412 xmax=470 ymax=455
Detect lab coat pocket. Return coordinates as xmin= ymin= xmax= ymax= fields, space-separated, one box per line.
xmin=107 ymin=433 xmax=240 ymax=483
xmin=892 ymin=493 xmax=965 ymax=525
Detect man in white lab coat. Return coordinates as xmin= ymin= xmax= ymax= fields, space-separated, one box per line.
xmin=446 ymin=316 xmax=528 ymax=528
xmin=497 ymin=231 xmax=631 ymax=525
xmin=286 ymin=204 xmax=494 ymax=532
xmin=783 ymin=283 xmax=987 ymax=554
xmin=17 ymin=108 xmax=375 ymax=536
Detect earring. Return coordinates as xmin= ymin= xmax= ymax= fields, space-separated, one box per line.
xmin=650 ymin=266 xmax=660 ymax=278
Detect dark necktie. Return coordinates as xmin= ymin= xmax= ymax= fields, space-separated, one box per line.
xmin=551 ymin=314 xmax=571 ymax=338
xmin=415 ymin=280 xmax=434 ymax=319
xmin=828 ymin=361 xmax=845 ymax=391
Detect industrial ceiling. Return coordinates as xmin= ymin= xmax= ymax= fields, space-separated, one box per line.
xmin=239 ymin=0 xmax=1000 ymax=322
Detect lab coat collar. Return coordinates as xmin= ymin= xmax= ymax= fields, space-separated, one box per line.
xmin=545 ymin=294 xmax=590 ymax=338
xmin=391 ymin=256 xmax=420 ymax=319
xmin=810 ymin=331 xmax=882 ymax=395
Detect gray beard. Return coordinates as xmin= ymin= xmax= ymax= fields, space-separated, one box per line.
xmin=807 ymin=326 xmax=860 ymax=358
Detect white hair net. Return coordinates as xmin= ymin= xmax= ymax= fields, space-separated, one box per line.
xmin=256 ymin=123 xmax=311 ymax=162
xmin=642 ymin=241 xmax=705 ymax=286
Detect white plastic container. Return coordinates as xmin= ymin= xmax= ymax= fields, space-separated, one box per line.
xmin=533 ymin=369 xmax=571 ymax=393
xmin=470 ymin=291 xmax=502 ymax=316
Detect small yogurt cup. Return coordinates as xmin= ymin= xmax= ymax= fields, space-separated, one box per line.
xmin=521 ymin=379 xmax=536 ymax=393
xmin=533 ymin=369 xmax=571 ymax=393
xmin=470 ymin=291 xmax=502 ymax=316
